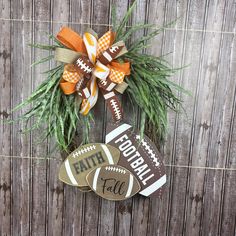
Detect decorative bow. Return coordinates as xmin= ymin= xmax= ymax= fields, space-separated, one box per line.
xmin=55 ymin=27 xmax=130 ymax=122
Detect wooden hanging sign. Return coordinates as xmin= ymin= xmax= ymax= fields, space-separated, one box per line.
xmin=59 ymin=143 xmax=120 ymax=187
xmin=86 ymin=164 xmax=140 ymax=201
xmin=105 ymin=123 xmax=167 ymax=197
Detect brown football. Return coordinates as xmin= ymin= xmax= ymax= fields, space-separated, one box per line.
xmin=102 ymin=91 xmax=123 ymax=122
xmin=58 ymin=143 xmax=120 ymax=187
xmin=86 ymin=164 xmax=141 ymax=201
xmin=99 ymin=45 xmax=124 ymax=65
xmin=75 ymin=55 xmax=93 ymax=77
xmin=105 ymin=123 xmax=167 ymax=198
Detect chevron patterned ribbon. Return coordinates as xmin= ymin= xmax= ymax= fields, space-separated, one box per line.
xmin=56 ymin=27 xmax=130 ymax=122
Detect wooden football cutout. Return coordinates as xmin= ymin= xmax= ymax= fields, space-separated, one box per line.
xmin=105 ymin=123 xmax=167 ymax=197
xmin=86 ymin=164 xmax=141 ymax=201
xmin=59 ymin=143 xmax=120 ymax=187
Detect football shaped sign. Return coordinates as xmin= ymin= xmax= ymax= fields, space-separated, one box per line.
xmin=86 ymin=164 xmax=140 ymax=201
xmin=59 ymin=143 xmax=120 ymax=187
xmin=105 ymin=123 xmax=166 ymax=197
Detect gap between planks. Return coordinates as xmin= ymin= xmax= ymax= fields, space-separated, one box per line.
xmin=0 ymin=154 xmax=235 ymax=171
xmin=0 ymin=18 xmax=235 ymax=35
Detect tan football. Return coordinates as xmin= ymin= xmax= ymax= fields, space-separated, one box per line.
xmin=59 ymin=143 xmax=120 ymax=187
xmin=86 ymin=164 xmax=141 ymax=201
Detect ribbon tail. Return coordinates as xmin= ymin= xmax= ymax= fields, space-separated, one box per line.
xmin=80 ymin=76 xmax=99 ymax=115
xmin=60 ymin=79 xmax=77 ymax=95
xmin=102 ymin=90 xmax=123 ymax=122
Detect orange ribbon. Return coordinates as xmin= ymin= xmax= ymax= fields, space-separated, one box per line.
xmin=56 ymin=27 xmax=130 ymax=120
xmin=57 ymin=27 xmax=87 ymax=53
xmin=109 ymin=61 xmax=131 ymax=75
xmin=60 ymin=64 xmax=82 ymax=95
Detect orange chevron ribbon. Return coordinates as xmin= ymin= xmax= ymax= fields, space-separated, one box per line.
xmin=56 ymin=27 xmax=130 ymax=121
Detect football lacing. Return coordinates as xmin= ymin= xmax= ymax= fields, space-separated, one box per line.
xmin=135 ymin=135 xmax=160 ymax=167
xmin=105 ymin=166 xmax=126 ymax=174
xmin=76 ymin=58 xmax=92 ymax=73
xmin=99 ymin=79 xmax=107 ymax=86
xmin=76 ymin=78 xmax=84 ymax=92
xmin=72 ymin=145 xmax=96 ymax=158
xmin=110 ymin=99 xmax=122 ymax=120
xmin=109 ymin=46 xmax=119 ymax=54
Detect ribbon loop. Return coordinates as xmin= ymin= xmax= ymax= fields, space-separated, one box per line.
xmin=60 ymin=64 xmax=83 ymax=95
xmin=110 ymin=61 xmax=131 ymax=75
xmin=75 ymin=55 xmax=94 ymax=78
xmin=54 ymin=47 xmax=81 ymax=64
xmin=115 ymin=82 xmax=129 ymax=94
xmin=56 ymin=27 xmax=87 ymax=53
xmin=63 ymin=64 xmax=82 ymax=83
xmin=99 ymin=41 xmax=126 ymax=65
xmin=83 ymin=29 xmax=98 ymax=65
xmin=97 ymin=30 xmax=115 ymax=57
xmin=98 ymin=78 xmax=117 ymax=92
xmin=56 ymin=27 xmax=131 ymax=121
xmin=108 ymin=61 xmax=130 ymax=84
xmin=80 ymin=76 xmax=99 ymax=115
xmin=109 ymin=68 xmax=125 ymax=84
xmin=60 ymin=79 xmax=77 ymax=95
xmin=93 ymin=61 xmax=110 ymax=80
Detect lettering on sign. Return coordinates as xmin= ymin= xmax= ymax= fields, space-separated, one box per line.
xmin=115 ymin=134 xmax=154 ymax=185
xmin=73 ymin=151 xmax=105 ymax=174
xmin=101 ymin=177 xmax=126 ymax=195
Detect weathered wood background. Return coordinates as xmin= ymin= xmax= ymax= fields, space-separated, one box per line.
xmin=0 ymin=0 xmax=236 ymax=235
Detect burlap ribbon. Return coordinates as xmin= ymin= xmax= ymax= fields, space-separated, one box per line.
xmin=55 ymin=27 xmax=130 ymax=122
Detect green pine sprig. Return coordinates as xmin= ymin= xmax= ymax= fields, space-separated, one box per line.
xmin=112 ymin=0 xmax=188 ymax=141
xmin=6 ymin=0 xmax=187 ymax=154
xmin=8 ymin=61 xmax=92 ymax=152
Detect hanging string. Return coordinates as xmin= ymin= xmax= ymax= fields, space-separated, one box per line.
xmin=0 ymin=17 xmax=234 ymax=171
xmin=0 ymin=17 xmax=235 ymax=35
xmin=0 ymin=154 xmax=235 ymax=171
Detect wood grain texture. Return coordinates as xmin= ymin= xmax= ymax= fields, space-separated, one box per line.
xmin=129 ymin=1 xmax=151 ymax=236
xmin=0 ymin=1 xmax=11 ymax=235
xmin=61 ymin=2 xmax=92 ymax=236
xmin=11 ymin=0 xmax=33 ymax=235
xmin=82 ymin=2 xmax=111 ymax=236
xmin=47 ymin=1 xmax=71 ymax=235
xmin=0 ymin=0 xmax=236 ymax=235
xmin=98 ymin=1 xmax=124 ymax=235
xmin=31 ymin=1 xmax=51 ymax=235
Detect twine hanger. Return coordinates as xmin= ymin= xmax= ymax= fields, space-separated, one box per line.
xmin=0 ymin=154 xmax=235 ymax=171
xmin=0 ymin=18 xmax=235 ymax=35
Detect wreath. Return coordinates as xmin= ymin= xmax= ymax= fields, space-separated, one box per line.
xmin=10 ymin=1 xmax=185 ymax=152
xmin=6 ymin=0 xmax=190 ymax=201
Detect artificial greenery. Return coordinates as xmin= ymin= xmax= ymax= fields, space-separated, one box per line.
xmin=8 ymin=0 xmax=186 ymax=152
